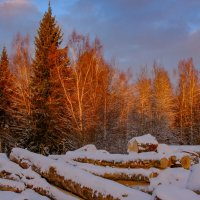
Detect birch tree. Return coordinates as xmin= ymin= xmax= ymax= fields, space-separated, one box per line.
xmin=175 ymin=58 xmax=200 ymax=144
xmin=152 ymin=64 xmax=174 ymax=142
xmin=134 ymin=67 xmax=152 ymax=135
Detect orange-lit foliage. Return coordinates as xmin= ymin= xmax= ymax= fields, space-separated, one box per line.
xmin=1 ymin=6 xmax=200 ymax=154
xmin=175 ymin=58 xmax=200 ymax=144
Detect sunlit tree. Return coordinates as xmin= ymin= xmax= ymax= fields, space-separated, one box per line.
xmin=29 ymin=3 xmax=65 ymax=154
xmin=175 ymin=58 xmax=200 ymax=144
xmin=152 ymin=64 xmax=174 ymax=142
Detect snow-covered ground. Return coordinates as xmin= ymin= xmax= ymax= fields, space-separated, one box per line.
xmin=1 ymin=143 xmax=200 ymax=200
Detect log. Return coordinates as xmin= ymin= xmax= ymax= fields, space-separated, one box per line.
xmin=0 ymin=178 xmax=25 ymax=193
xmin=127 ymin=134 xmax=158 ymax=153
xmin=75 ymin=156 xmax=169 ymax=169
xmin=116 ymin=180 xmax=149 ymax=187
xmin=10 ymin=148 xmax=151 ymax=200
xmin=68 ymin=160 xmax=159 ymax=183
xmin=181 ymin=155 xmax=191 ymax=170
xmin=103 ymin=172 xmax=154 ymax=182
xmin=169 ymin=155 xmax=191 ymax=169
xmin=153 ymin=158 xmax=169 ymax=169
xmin=168 ymin=155 xmax=176 ymax=167
xmin=62 ymin=150 xmax=171 ymax=169
xmin=181 ymin=151 xmax=199 ymax=165
xmin=0 ymin=170 xmax=20 ymax=181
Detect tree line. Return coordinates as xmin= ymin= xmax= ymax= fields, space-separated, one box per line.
xmin=0 ymin=5 xmax=200 ymax=154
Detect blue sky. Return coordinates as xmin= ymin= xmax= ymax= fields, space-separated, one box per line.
xmin=0 ymin=0 xmax=200 ymax=73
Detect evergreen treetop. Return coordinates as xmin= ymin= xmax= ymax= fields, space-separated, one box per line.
xmin=34 ymin=3 xmax=63 ymax=67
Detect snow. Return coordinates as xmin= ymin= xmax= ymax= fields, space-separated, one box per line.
xmin=0 ymin=191 xmax=19 ymax=200
xmin=150 ymin=168 xmax=189 ymax=190
xmin=128 ymin=134 xmax=158 ymax=145
xmin=74 ymin=144 xmax=97 ymax=152
xmin=171 ymin=145 xmax=200 ymax=152
xmin=0 ymin=190 xmax=50 ymax=200
xmin=157 ymin=144 xmax=174 ymax=155
xmin=0 ymin=153 xmax=9 ymax=161
xmin=73 ymin=144 xmax=109 ymax=154
xmin=15 ymin=189 xmax=50 ymax=200
xmin=152 ymin=185 xmax=200 ymax=200
xmin=187 ymin=164 xmax=200 ymax=192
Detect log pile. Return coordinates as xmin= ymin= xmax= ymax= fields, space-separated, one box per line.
xmin=1 ymin=137 xmax=199 ymax=200
xmin=63 ymin=141 xmax=197 ymax=171
xmin=9 ymin=148 xmax=151 ymax=200
xmin=0 ymin=154 xmax=80 ymax=200
xmin=127 ymin=134 xmax=158 ymax=153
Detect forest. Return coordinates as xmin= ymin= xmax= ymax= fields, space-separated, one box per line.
xmin=0 ymin=4 xmax=200 ymax=155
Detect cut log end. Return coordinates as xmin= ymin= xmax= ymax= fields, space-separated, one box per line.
xmin=154 ymin=158 xmax=169 ymax=169
xmin=181 ymin=156 xmax=191 ymax=170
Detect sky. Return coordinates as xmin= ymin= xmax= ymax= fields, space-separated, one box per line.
xmin=0 ymin=0 xmax=200 ymax=73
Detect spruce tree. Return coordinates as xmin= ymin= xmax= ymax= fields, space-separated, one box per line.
xmin=0 ymin=47 xmax=15 ymax=152
xmin=0 ymin=47 xmax=12 ymax=127
xmin=29 ymin=3 xmax=64 ymax=154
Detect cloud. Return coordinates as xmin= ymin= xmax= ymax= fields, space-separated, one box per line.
xmin=0 ymin=0 xmax=41 ymax=50
xmin=58 ymin=0 xmax=200 ymax=71
xmin=1 ymin=0 xmax=200 ymax=72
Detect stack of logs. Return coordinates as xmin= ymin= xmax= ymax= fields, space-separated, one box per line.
xmin=0 ymin=134 xmax=199 ymax=200
xmin=8 ymin=148 xmax=151 ymax=200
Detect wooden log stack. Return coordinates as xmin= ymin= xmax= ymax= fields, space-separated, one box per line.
xmin=10 ymin=148 xmax=151 ymax=200
xmin=127 ymin=134 xmax=158 ymax=153
xmin=0 ymin=155 xmax=80 ymax=200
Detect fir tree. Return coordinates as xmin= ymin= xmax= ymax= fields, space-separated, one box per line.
xmin=29 ymin=3 xmax=64 ymax=154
